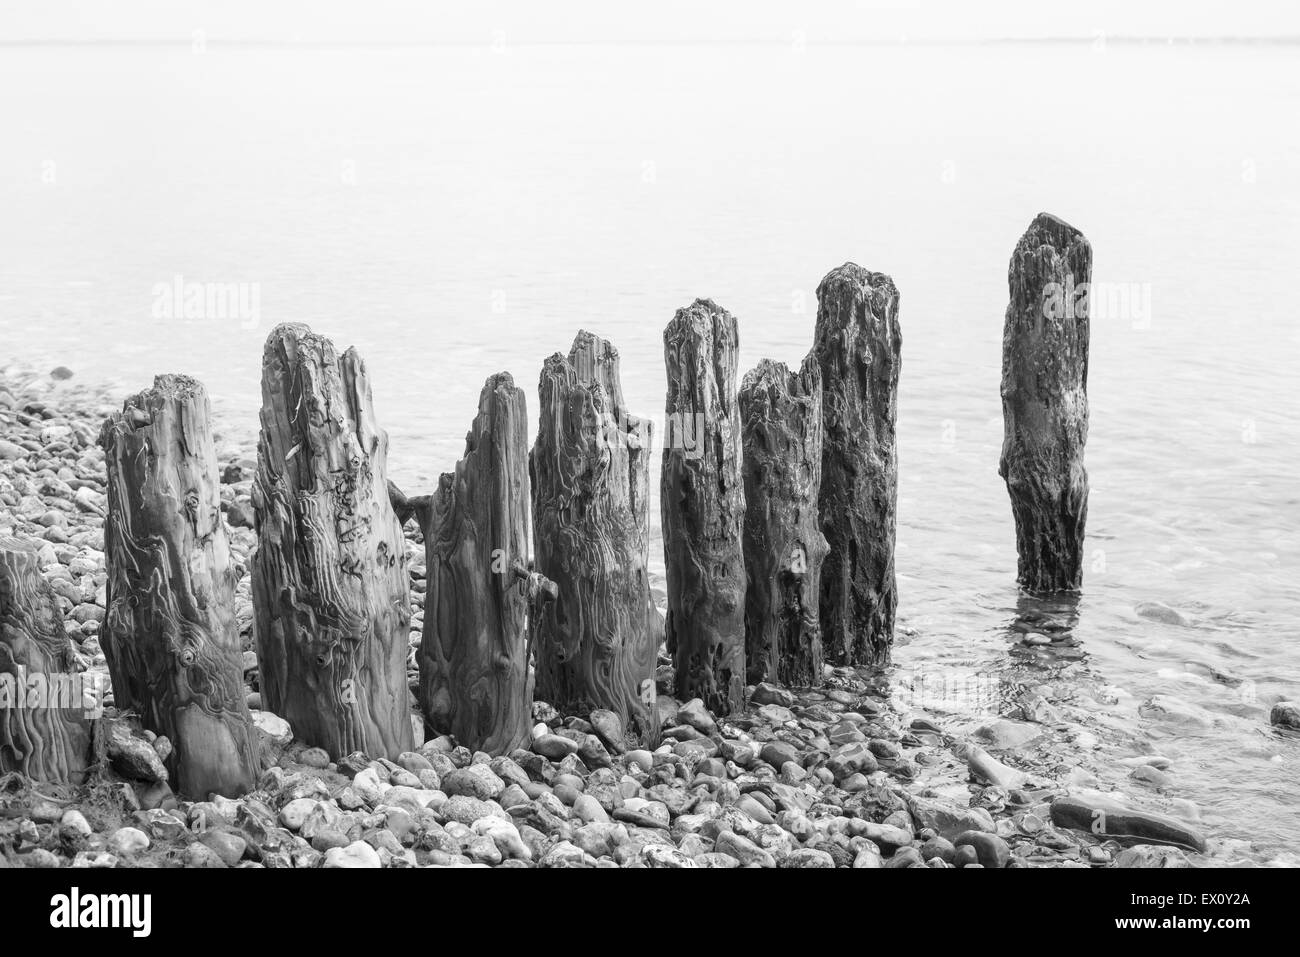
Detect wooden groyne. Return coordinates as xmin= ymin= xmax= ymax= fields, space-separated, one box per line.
xmin=814 ymin=264 xmax=902 ymax=668
xmin=100 ymin=375 xmax=259 ymax=798
xmin=661 ymin=300 xmax=747 ymax=716
xmin=739 ymin=355 xmax=827 ymax=687
xmin=1000 ymin=213 xmax=1092 ymax=594
xmin=530 ymin=332 xmax=659 ymax=743
xmin=251 ymin=324 xmax=414 ymax=761
xmin=5 ymin=220 xmax=1097 ymax=789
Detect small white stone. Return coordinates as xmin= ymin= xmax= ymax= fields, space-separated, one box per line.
xmin=107 ymin=826 xmax=150 ymax=856
xmin=323 ymin=841 xmax=382 ymax=869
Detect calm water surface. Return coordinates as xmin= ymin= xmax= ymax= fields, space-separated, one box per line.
xmin=2 ymin=41 xmax=1297 ymax=863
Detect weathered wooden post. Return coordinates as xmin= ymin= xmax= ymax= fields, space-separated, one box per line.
xmin=1000 ymin=212 xmax=1091 ymax=593
xmin=739 ymin=355 xmax=828 ymax=687
xmin=661 ymin=299 xmax=746 ymax=714
xmin=417 ymin=373 xmax=547 ymax=755
xmin=530 ymin=332 xmax=659 ymax=742
xmin=0 ymin=537 xmax=93 ymax=784
xmin=252 ymin=324 xmax=413 ymax=760
xmin=100 ymin=375 xmax=260 ymax=798
xmin=814 ymin=264 xmax=902 ymax=667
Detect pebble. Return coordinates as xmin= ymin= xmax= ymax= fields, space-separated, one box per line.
xmin=625 ymin=749 xmax=654 ymax=772
xmin=1050 ymin=794 xmax=1207 ymax=853
xmin=759 ymin=740 xmax=801 ymax=770
xmin=781 ymin=847 xmax=836 ymax=868
xmin=279 ymin=798 xmax=318 ymax=830
xmin=249 ymin=709 xmax=293 ymax=745
xmin=299 ymin=747 xmax=331 ymax=769
xmin=443 ymin=795 xmax=500 ymax=826
xmin=715 ymin=830 xmax=776 ymax=867
xmin=323 ymin=841 xmax=382 ymax=868
xmin=105 ymin=720 xmax=169 ymax=784
xmin=1270 ymin=701 xmax=1300 ymax=730
xmin=641 ymin=844 xmax=697 ymax=868
xmin=972 ymin=718 xmax=1042 ymax=751
xmin=750 ymin=682 xmax=795 ymax=708
xmin=920 ymin=835 xmax=956 ymax=863
xmin=588 ymin=709 xmax=627 ymax=754
xmin=907 ymin=795 xmax=996 ymax=840
xmin=954 ymin=831 xmax=1010 ymax=869
xmin=442 ymin=765 xmax=506 ymax=801
xmin=182 ymin=842 xmax=228 ymax=868
xmin=533 ymin=733 xmax=580 ymax=760
xmin=60 ymin=809 xmax=93 ymax=837
xmin=107 ymin=827 xmax=151 ymax=856
xmin=1113 ymin=845 xmax=1193 ymax=868
xmin=677 ymin=698 xmax=717 ymax=734
xmin=735 ymin=794 xmax=774 ymax=825
xmin=952 ymin=844 xmax=980 ymax=868
xmin=572 ymin=793 xmax=609 ymax=824
xmin=198 ymin=829 xmax=247 ymax=866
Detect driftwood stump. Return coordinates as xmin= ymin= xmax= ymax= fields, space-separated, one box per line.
xmin=530 ymin=332 xmax=659 ymax=742
xmin=739 ymin=355 xmax=828 ymax=687
xmin=661 ymin=299 xmax=746 ymax=714
xmin=815 ymin=264 xmax=902 ymax=667
xmin=417 ymin=373 xmax=544 ymax=755
xmin=252 ymin=324 xmax=413 ymax=760
xmin=0 ymin=537 xmax=93 ymax=784
xmin=1000 ymin=212 xmax=1091 ymax=594
xmin=100 ymin=375 xmax=260 ymax=798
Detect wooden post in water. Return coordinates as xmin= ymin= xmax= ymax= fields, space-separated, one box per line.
xmin=814 ymin=264 xmax=902 ymax=667
xmin=661 ymin=299 xmax=746 ymax=714
xmin=417 ymin=373 xmax=550 ymax=755
xmin=530 ymin=332 xmax=659 ymax=743
xmin=0 ymin=536 xmax=93 ymax=784
xmin=1000 ymin=212 xmax=1091 ymax=593
xmin=739 ymin=355 xmax=828 ymax=687
xmin=100 ymin=375 xmax=260 ymax=798
xmin=252 ymin=324 xmax=413 ymax=760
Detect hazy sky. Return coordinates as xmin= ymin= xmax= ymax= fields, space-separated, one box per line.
xmin=3 ymin=0 xmax=1298 ymax=44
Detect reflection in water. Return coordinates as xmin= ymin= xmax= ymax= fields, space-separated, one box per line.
xmin=1000 ymin=589 xmax=1088 ymax=721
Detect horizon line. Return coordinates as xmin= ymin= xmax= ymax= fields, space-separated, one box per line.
xmin=1 ymin=35 xmax=1298 ymax=49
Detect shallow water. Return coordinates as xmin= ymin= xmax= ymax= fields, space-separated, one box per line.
xmin=2 ymin=41 xmax=1298 ymax=862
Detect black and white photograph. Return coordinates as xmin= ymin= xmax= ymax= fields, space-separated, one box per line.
xmin=0 ymin=0 xmax=1293 ymax=935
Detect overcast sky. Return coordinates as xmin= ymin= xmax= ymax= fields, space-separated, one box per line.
xmin=2 ymin=0 xmax=1298 ymax=44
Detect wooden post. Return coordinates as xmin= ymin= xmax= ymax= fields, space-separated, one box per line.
xmin=530 ymin=332 xmax=659 ymax=742
xmin=251 ymin=324 xmax=413 ymax=760
xmin=0 ymin=536 xmax=93 ymax=784
xmin=1000 ymin=212 xmax=1091 ymax=594
xmin=417 ymin=373 xmax=545 ymax=755
xmin=661 ymin=299 xmax=746 ymax=714
xmin=814 ymin=264 xmax=902 ymax=667
xmin=100 ymin=375 xmax=260 ymax=798
xmin=739 ymin=355 xmax=828 ymax=687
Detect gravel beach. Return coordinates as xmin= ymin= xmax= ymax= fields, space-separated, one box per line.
xmin=0 ymin=362 xmax=1212 ymax=869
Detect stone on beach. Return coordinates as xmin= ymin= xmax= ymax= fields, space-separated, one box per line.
xmin=1270 ymin=701 xmax=1300 ymax=730
xmin=1050 ymin=794 xmax=1207 ymax=853
xmin=323 ymin=841 xmax=383 ymax=869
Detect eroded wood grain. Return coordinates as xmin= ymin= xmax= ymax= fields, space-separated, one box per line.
xmin=1000 ymin=212 xmax=1091 ymax=594
xmin=530 ymin=331 xmax=659 ymax=744
xmin=101 ymin=374 xmax=260 ymax=798
xmin=661 ymin=299 xmax=746 ymax=714
xmin=739 ymin=354 xmax=828 ymax=687
xmin=0 ymin=536 xmax=93 ymax=784
xmin=815 ymin=264 xmax=902 ymax=667
xmin=251 ymin=324 xmax=413 ymax=760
